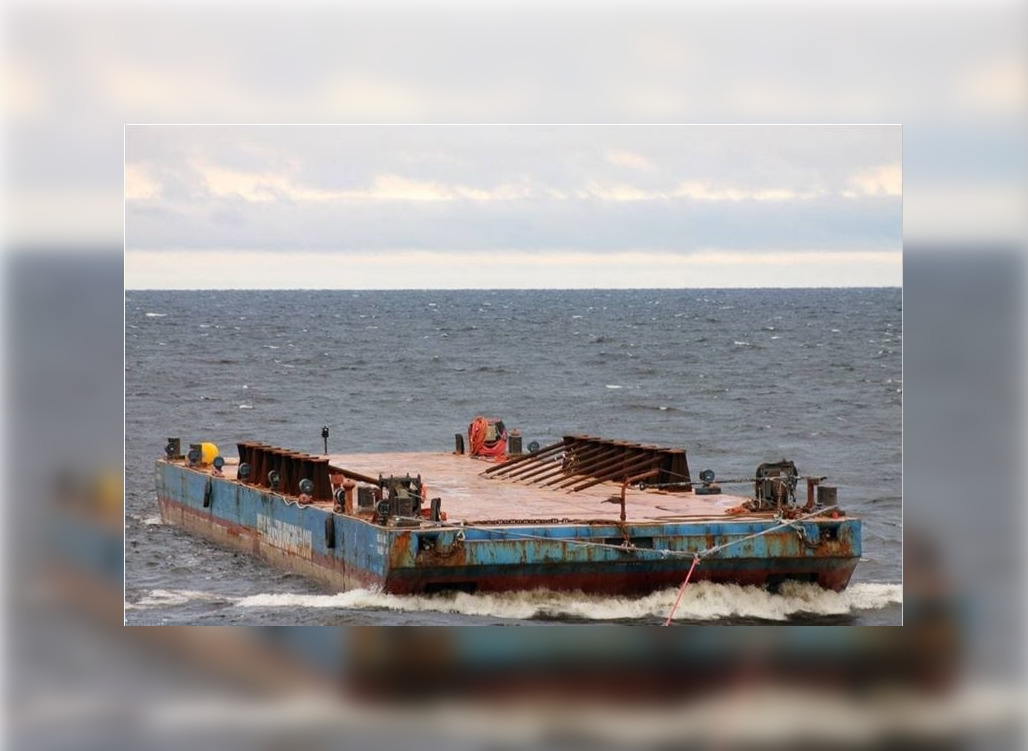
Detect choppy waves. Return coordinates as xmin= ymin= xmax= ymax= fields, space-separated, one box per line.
xmin=127 ymin=582 xmax=901 ymax=622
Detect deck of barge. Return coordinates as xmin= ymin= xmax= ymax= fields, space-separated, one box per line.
xmin=223 ymin=452 xmax=759 ymax=524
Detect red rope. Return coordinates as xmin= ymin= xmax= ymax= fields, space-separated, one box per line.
xmin=663 ymin=554 xmax=700 ymax=626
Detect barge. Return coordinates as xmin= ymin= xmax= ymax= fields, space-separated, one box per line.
xmin=155 ymin=419 xmax=860 ymax=596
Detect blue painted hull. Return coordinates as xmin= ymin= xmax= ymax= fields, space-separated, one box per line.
xmin=156 ymin=461 xmax=861 ymax=594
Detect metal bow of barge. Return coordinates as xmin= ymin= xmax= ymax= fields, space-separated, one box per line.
xmin=155 ymin=429 xmax=861 ymax=596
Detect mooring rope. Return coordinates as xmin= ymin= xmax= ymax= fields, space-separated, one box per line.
xmin=663 ymin=554 xmax=700 ymax=626
xmin=401 ymin=505 xmax=839 ymax=562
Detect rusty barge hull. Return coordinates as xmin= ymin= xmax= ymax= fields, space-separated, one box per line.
xmin=155 ymin=452 xmax=860 ymax=596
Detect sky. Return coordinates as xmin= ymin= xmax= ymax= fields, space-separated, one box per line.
xmin=124 ymin=124 xmax=902 ymax=289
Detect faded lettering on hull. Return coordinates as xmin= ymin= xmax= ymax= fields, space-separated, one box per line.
xmin=256 ymin=514 xmax=312 ymax=557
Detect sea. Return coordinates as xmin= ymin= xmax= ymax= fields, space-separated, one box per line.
xmin=124 ymin=288 xmax=902 ymax=625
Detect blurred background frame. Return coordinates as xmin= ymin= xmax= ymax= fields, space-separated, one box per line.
xmin=3 ymin=1 xmax=1026 ymax=748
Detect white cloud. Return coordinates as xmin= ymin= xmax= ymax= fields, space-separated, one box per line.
xmin=605 ymin=149 xmax=655 ymax=171
xmin=151 ymin=161 xmax=833 ymax=206
xmin=672 ymin=181 xmax=825 ymax=202
xmin=576 ymin=180 xmax=825 ymax=202
xmin=124 ymin=163 xmax=161 ymax=201
xmin=185 ymin=160 xmax=537 ymax=203
xmin=194 ymin=159 xmax=329 ymax=203
xmin=365 ymin=174 xmax=534 ymax=202
xmin=844 ymin=163 xmax=902 ymax=198
xmin=577 ymin=182 xmax=657 ymax=201
xmin=167 ymin=163 xmax=839 ymax=205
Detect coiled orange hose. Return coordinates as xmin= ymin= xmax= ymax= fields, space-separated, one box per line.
xmin=468 ymin=416 xmax=508 ymax=460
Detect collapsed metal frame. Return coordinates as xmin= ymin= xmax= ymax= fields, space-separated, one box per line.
xmin=483 ymin=435 xmax=692 ymax=492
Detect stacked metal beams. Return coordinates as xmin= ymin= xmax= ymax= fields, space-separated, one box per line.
xmin=236 ymin=442 xmax=333 ymax=501
xmin=483 ymin=435 xmax=692 ymax=492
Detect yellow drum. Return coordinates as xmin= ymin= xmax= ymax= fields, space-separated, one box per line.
xmin=200 ymin=442 xmax=219 ymax=465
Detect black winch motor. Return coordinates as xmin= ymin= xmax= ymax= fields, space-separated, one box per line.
xmin=375 ymin=474 xmax=424 ymax=522
xmin=754 ymin=460 xmax=798 ymax=508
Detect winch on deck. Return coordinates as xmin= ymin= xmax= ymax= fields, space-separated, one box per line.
xmin=373 ymin=474 xmax=443 ymax=526
xmin=755 ymin=460 xmax=799 ymax=509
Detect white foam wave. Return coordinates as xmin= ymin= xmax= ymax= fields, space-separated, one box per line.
xmin=663 ymin=581 xmax=902 ymax=621
xmin=234 ymin=589 xmax=596 ymax=620
xmin=141 ymin=514 xmax=163 ymax=526
xmin=605 ymin=384 xmax=623 ymax=389
xmin=126 ymin=588 xmax=228 ymax=610
xmin=145 ymin=312 xmax=166 ymax=317
xmin=235 ymin=591 xmax=373 ymax=609
xmin=232 ymin=582 xmax=902 ymax=622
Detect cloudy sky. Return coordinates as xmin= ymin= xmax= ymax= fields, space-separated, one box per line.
xmin=125 ymin=124 xmax=901 ymax=288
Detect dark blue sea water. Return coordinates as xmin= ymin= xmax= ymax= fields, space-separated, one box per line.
xmin=125 ymin=288 xmax=902 ymax=625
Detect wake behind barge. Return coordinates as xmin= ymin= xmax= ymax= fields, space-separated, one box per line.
xmin=156 ymin=423 xmax=860 ymax=596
